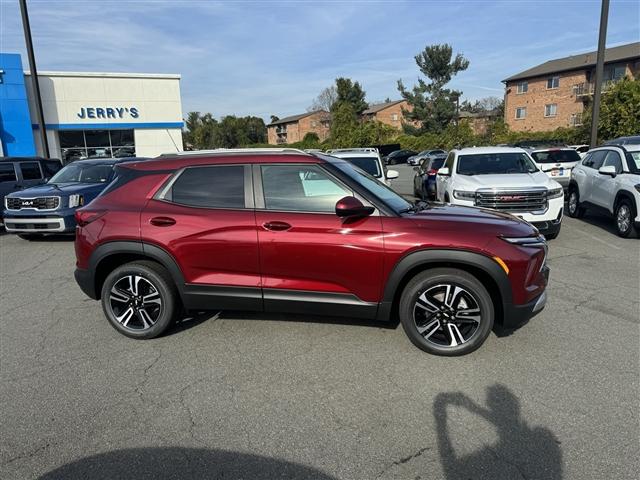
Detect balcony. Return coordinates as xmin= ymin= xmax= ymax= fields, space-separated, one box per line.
xmin=573 ymin=79 xmax=620 ymax=98
xmin=276 ymin=137 xmax=288 ymax=144
xmin=275 ymin=126 xmax=287 ymax=134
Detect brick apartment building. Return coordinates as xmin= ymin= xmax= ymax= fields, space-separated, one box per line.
xmin=458 ymin=110 xmax=501 ymax=135
xmin=503 ymin=42 xmax=639 ymax=132
xmin=361 ymin=100 xmax=413 ymax=129
xmin=266 ymin=111 xmax=331 ymax=144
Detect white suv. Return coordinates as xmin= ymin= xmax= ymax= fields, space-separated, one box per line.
xmin=327 ymin=149 xmax=399 ymax=186
xmin=529 ymin=147 xmax=581 ymax=189
xmin=568 ymin=144 xmax=640 ymax=238
xmin=436 ymin=147 xmax=564 ymax=239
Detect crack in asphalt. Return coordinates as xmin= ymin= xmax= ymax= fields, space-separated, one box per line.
xmin=376 ymin=446 xmax=433 ymax=479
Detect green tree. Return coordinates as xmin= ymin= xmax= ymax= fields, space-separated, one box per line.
xmin=329 ymin=102 xmax=359 ymax=147
xmin=581 ymin=77 xmax=640 ymax=141
xmin=333 ymin=78 xmax=368 ymax=114
xmin=398 ymin=44 xmax=470 ymax=133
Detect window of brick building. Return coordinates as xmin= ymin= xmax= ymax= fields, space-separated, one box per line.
xmin=517 ymin=82 xmax=528 ymax=94
xmin=544 ymin=104 xmax=557 ymax=117
xmin=391 ymin=113 xmax=399 ymax=121
xmin=547 ymin=76 xmax=560 ymax=89
xmin=515 ymin=107 xmax=527 ymax=119
xmin=311 ymin=121 xmax=317 ymax=127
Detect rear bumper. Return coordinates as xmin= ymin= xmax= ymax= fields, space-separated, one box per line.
xmin=74 ymin=267 xmax=98 ymax=299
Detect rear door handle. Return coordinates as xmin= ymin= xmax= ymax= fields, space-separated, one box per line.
xmin=263 ymin=221 xmax=291 ymax=231
xmin=150 ymin=216 xmax=176 ymax=227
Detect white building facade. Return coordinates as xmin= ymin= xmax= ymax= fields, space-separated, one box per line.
xmin=0 ymin=53 xmax=185 ymax=161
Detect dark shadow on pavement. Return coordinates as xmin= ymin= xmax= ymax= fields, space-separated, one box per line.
xmin=434 ymin=384 xmax=562 ymax=480
xmin=220 ymin=310 xmax=400 ymax=330
xmin=37 ymin=447 xmax=338 ymax=480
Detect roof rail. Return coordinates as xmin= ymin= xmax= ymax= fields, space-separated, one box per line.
xmin=165 ymin=148 xmax=309 ymax=156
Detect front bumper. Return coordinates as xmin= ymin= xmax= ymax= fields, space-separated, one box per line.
xmin=2 ymin=210 xmax=77 ymax=233
xmin=503 ymin=281 xmax=548 ymax=328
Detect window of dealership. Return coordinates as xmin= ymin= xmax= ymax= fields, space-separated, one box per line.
xmin=0 ymin=52 xmax=184 ymax=159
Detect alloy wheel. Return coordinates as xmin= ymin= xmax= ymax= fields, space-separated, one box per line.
xmin=617 ymin=205 xmax=631 ymax=234
xmin=568 ymin=192 xmax=578 ymax=215
xmin=413 ymin=283 xmax=482 ymax=347
xmin=108 ymin=275 xmax=163 ymax=331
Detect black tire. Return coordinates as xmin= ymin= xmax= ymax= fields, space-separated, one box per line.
xmin=614 ymin=199 xmax=637 ymax=238
xmin=545 ymin=226 xmax=561 ymax=240
xmin=399 ymin=268 xmax=494 ymax=356
xmin=101 ymin=260 xmax=179 ymax=339
xmin=567 ymin=188 xmax=585 ymax=218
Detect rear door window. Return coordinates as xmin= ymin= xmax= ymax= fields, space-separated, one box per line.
xmin=0 ymin=164 xmax=18 ymax=182
xmin=167 ymin=165 xmax=245 ymax=209
xmin=19 ymin=162 xmax=43 ymax=180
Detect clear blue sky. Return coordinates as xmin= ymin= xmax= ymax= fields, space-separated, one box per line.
xmin=1 ymin=0 xmax=638 ymax=121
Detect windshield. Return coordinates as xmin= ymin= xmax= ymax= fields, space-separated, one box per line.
xmin=49 ymin=163 xmax=114 ymax=184
xmin=531 ymin=150 xmax=581 ymax=164
xmin=626 ymin=151 xmax=640 ymax=173
xmin=331 ymin=160 xmax=412 ymax=213
xmin=343 ymin=157 xmax=381 ymax=177
xmin=457 ymin=152 xmax=538 ymax=175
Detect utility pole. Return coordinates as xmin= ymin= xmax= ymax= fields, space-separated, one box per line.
xmin=19 ymin=0 xmax=50 ymax=157
xmin=590 ymin=0 xmax=610 ymax=148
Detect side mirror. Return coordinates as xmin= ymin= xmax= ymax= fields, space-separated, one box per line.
xmin=437 ymin=167 xmax=450 ymax=176
xmin=335 ymin=196 xmax=375 ymax=219
xmin=386 ymin=169 xmax=399 ymax=179
xmin=598 ymin=165 xmax=616 ymax=177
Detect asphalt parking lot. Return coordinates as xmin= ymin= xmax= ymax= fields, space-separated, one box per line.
xmin=1 ymin=163 xmax=638 ymax=480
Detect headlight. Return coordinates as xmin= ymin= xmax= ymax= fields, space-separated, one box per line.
xmin=501 ymin=235 xmax=546 ymax=247
xmin=547 ymin=187 xmax=563 ymax=199
xmin=453 ymin=190 xmax=476 ymax=200
xmin=68 ymin=194 xmax=84 ymax=208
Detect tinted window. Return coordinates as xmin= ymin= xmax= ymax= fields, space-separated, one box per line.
xmin=444 ymin=152 xmax=455 ymax=171
xmin=531 ymin=150 xmax=581 ymax=164
xmin=0 ymin=164 xmax=17 ymax=182
xmin=344 ymin=157 xmax=381 ymax=177
xmin=261 ymin=164 xmax=351 ymax=212
xmin=626 ymin=152 xmax=640 ymax=173
xmin=19 ymin=162 xmax=43 ymax=180
xmin=602 ymin=151 xmax=623 ymax=173
xmin=170 ymin=166 xmax=245 ymax=208
xmin=584 ymin=150 xmax=607 ymax=169
xmin=430 ymin=158 xmax=446 ymax=170
xmin=457 ymin=153 xmax=537 ymax=175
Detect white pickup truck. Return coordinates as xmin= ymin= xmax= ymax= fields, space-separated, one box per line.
xmin=436 ymin=147 xmax=564 ymax=239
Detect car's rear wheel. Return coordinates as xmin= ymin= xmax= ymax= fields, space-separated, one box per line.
xmin=567 ymin=188 xmax=585 ymax=218
xmin=101 ymin=261 xmax=178 ymax=339
xmin=615 ymin=199 xmax=636 ymax=238
xmin=399 ymin=268 xmax=494 ymax=356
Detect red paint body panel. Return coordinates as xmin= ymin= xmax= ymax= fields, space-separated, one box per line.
xmin=255 ymin=211 xmax=384 ymax=302
xmin=140 ymin=200 xmax=261 ymax=287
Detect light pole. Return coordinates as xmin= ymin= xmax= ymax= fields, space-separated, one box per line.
xmin=590 ymin=0 xmax=610 ymax=148
xmin=19 ymin=0 xmax=49 ymax=157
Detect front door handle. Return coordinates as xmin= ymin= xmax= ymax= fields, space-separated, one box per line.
xmin=263 ymin=221 xmax=291 ymax=231
xmin=150 ymin=216 xmax=176 ymax=227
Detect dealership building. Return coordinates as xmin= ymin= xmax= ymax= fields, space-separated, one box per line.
xmin=0 ymin=53 xmax=184 ymax=162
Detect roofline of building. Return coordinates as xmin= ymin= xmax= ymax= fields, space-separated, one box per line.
xmin=24 ymin=70 xmax=181 ymax=79
xmin=267 ymin=110 xmax=328 ymax=127
xmin=362 ymin=99 xmax=405 ymax=114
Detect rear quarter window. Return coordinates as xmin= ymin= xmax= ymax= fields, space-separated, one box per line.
xmin=0 ymin=164 xmax=18 ymax=182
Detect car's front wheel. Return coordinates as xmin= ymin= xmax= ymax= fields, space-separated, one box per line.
xmin=567 ymin=188 xmax=585 ymax=218
xmin=399 ymin=268 xmax=494 ymax=356
xmin=101 ymin=261 xmax=178 ymax=339
xmin=615 ymin=199 xmax=636 ymax=238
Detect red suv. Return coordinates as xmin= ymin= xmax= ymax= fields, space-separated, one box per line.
xmin=74 ymin=149 xmax=549 ymax=355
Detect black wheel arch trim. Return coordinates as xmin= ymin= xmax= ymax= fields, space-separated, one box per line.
xmin=614 ymin=190 xmax=637 ymax=212
xmin=377 ymin=248 xmax=513 ymax=322
xmin=84 ymin=241 xmax=187 ymax=301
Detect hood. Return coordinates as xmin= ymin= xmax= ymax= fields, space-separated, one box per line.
xmin=455 ymin=172 xmax=557 ymax=189
xmin=408 ymin=203 xmax=538 ymax=237
xmin=7 ymin=182 xmax=107 ymax=197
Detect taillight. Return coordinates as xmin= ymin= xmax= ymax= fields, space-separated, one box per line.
xmin=428 ymin=169 xmax=438 ymax=175
xmin=75 ymin=210 xmax=106 ymax=227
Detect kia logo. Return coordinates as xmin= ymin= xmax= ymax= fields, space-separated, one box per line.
xmin=22 ymin=200 xmax=34 ymax=206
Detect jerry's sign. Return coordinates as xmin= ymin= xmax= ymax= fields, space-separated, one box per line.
xmin=77 ymin=106 xmax=139 ymax=119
